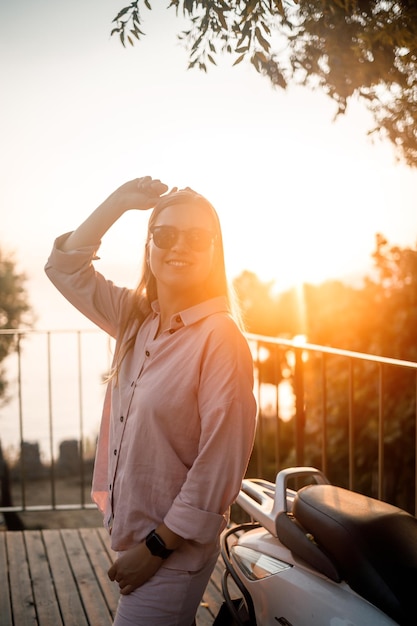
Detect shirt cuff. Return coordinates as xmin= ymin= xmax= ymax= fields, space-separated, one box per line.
xmin=45 ymin=233 xmax=101 ymax=273
xmin=164 ymin=497 xmax=227 ymax=544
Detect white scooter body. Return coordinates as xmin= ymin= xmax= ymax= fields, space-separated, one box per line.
xmin=230 ymin=527 xmax=395 ymax=624
xmin=221 ymin=467 xmax=414 ymax=625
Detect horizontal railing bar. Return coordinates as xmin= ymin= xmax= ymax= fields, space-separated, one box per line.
xmin=0 ymin=328 xmax=100 ymax=335
xmin=0 ymin=504 xmax=97 ymax=513
xmin=4 ymin=328 xmax=417 ymax=370
xmin=247 ymin=333 xmax=417 ymax=370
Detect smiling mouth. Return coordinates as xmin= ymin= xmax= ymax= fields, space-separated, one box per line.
xmin=167 ymin=260 xmax=192 ymax=267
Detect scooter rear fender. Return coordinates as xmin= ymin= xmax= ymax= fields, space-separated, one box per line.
xmin=228 ymin=526 xmax=396 ymax=625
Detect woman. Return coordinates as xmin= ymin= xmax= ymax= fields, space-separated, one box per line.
xmin=45 ymin=176 xmax=257 ymax=625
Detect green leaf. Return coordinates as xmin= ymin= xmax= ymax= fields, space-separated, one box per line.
xmin=233 ymin=53 xmax=246 ymax=66
xmin=113 ymin=6 xmax=131 ymax=22
xmin=255 ymin=26 xmax=270 ymax=52
xmin=216 ymin=9 xmax=228 ymax=30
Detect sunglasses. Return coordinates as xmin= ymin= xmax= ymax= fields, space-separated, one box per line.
xmin=150 ymin=225 xmax=216 ymax=252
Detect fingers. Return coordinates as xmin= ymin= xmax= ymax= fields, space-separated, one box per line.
xmin=136 ymin=176 xmax=168 ymax=198
xmin=108 ymin=562 xmax=117 ymax=581
xmin=108 ymin=566 xmax=135 ymax=595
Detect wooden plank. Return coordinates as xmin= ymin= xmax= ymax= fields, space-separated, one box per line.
xmin=24 ymin=530 xmax=64 ymax=626
xmin=201 ymin=562 xmax=226 ymax=620
xmin=0 ymin=528 xmax=237 ymax=626
xmin=61 ymin=528 xmax=113 ymax=626
xmin=96 ymin=526 xmax=115 ymax=563
xmin=42 ymin=529 xmax=89 ymax=626
xmin=0 ymin=533 xmax=13 ymax=626
xmin=79 ymin=527 xmax=119 ymax=619
xmin=6 ymin=531 xmax=37 ymax=625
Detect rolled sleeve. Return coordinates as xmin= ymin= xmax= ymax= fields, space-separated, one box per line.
xmin=45 ymin=233 xmax=131 ymax=337
xmin=164 ymin=498 xmax=227 ymax=544
xmin=45 ymin=233 xmax=101 ymax=273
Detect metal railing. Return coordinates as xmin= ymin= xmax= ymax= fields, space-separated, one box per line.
xmin=1 ymin=329 xmax=416 ymax=517
xmin=248 ymin=334 xmax=417 ymax=515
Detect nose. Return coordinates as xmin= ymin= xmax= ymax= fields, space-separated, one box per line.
xmin=171 ymin=230 xmax=190 ymax=250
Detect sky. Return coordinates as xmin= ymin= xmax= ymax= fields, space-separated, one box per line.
xmin=2 ymin=0 xmax=417 ymax=332
xmin=1 ymin=0 xmax=417 ymax=459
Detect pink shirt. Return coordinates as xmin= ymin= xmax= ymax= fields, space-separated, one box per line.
xmin=45 ymin=234 xmax=257 ymax=570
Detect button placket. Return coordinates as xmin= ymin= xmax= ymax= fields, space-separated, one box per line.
xmin=109 ymin=378 xmax=139 ymax=516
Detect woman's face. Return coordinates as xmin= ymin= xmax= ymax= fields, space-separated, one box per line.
xmin=148 ymin=203 xmax=217 ymax=301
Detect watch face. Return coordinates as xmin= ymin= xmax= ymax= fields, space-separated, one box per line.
xmin=146 ymin=531 xmax=173 ymax=559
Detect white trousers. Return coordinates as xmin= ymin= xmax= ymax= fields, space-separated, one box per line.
xmin=113 ymin=553 xmax=218 ymax=626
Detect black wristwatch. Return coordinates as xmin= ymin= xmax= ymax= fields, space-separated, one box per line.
xmin=145 ymin=529 xmax=174 ymax=559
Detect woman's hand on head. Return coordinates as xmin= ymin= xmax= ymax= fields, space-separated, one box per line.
xmin=55 ymin=176 xmax=172 ymax=252
xmin=115 ymin=176 xmax=169 ymax=212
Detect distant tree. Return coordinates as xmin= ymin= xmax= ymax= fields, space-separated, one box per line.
xmin=0 ymin=249 xmax=32 ymax=401
xmin=233 ymin=270 xmax=280 ymax=335
xmin=233 ymin=237 xmax=417 ymax=509
xmin=302 ymin=235 xmax=417 ymax=509
xmin=362 ymin=233 xmax=417 ymax=360
xmin=111 ymin=0 xmax=417 ymax=167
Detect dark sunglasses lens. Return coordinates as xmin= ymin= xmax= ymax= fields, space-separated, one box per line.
xmin=186 ymin=229 xmax=213 ymax=251
xmin=152 ymin=227 xmax=177 ymax=249
xmin=151 ymin=227 xmax=214 ymax=251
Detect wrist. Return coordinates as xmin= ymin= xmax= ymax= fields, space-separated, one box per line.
xmin=145 ymin=530 xmax=174 ymax=560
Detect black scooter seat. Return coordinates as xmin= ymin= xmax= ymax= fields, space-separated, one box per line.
xmin=293 ymin=484 xmax=417 ymax=625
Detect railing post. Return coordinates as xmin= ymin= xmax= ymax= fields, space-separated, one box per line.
xmin=348 ymin=359 xmax=355 ymax=491
xmin=294 ymin=348 xmax=305 ymax=467
xmin=255 ymin=341 xmax=263 ymax=478
xmin=321 ymin=354 xmax=327 ymax=476
xmin=415 ymin=371 xmax=417 ymax=516
xmin=77 ymin=331 xmax=85 ymax=507
xmin=378 ymin=363 xmax=384 ymax=501
xmin=47 ymin=331 xmax=56 ymax=508
xmin=16 ymin=333 xmax=26 ymax=509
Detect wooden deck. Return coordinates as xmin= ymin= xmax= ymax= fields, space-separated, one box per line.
xmin=0 ymin=527 xmax=230 ymax=625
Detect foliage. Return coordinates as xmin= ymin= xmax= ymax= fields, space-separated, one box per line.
xmin=111 ymin=0 xmax=417 ymax=167
xmin=233 ymin=235 xmax=417 ymax=510
xmin=0 ymin=249 xmax=32 ymax=401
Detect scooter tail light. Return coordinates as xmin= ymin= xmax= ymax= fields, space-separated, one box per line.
xmin=231 ymin=545 xmax=292 ymax=581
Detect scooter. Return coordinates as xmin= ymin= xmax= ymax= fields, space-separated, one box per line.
xmin=219 ymin=466 xmax=417 ymax=625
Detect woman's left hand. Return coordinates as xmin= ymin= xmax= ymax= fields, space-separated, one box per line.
xmin=108 ymin=543 xmax=163 ymax=595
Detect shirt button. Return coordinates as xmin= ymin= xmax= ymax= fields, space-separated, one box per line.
xmin=120 ymin=415 xmax=124 ymax=422
xmin=109 ymin=484 xmax=112 ymax=491
xmin=175 ymin=315 xmax=181 ymax=323
xmin=145 ymin=350 xmax=150 ymax=357
xmin=113 ymin=449 xmax=117 ymax=455
xmin=169 ymin=328 xmax=175 ymax=334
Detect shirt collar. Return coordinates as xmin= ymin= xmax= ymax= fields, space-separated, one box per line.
xmin=151 ymin=296 xmax=229 ymax=330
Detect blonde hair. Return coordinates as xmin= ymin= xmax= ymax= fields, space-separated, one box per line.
xmin=110 ymin=188 xmax=243 ymax=380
